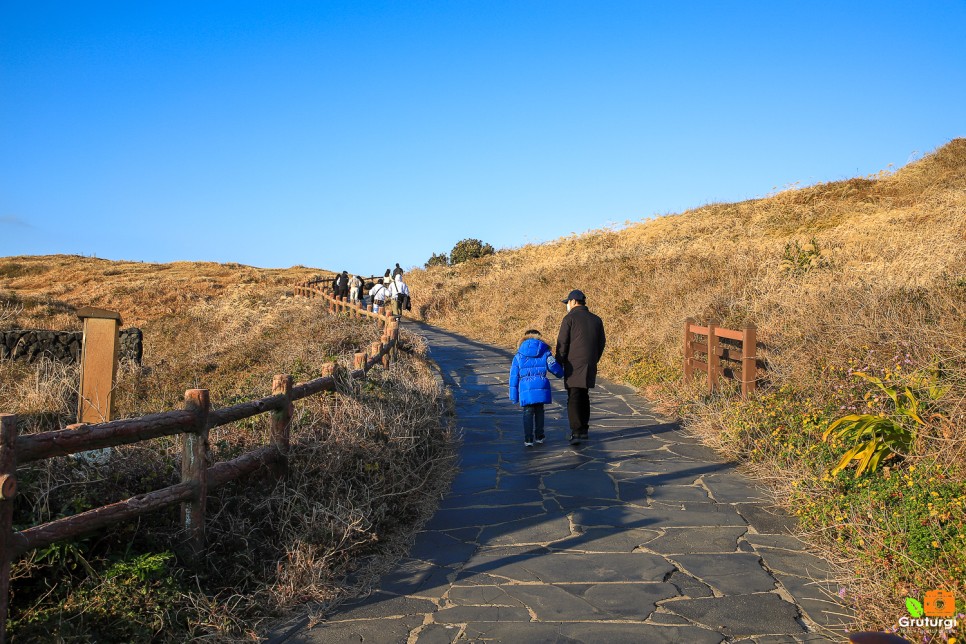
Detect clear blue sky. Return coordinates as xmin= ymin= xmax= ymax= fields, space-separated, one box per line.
xmin=2 ymin=2 xmax=964 ymax=273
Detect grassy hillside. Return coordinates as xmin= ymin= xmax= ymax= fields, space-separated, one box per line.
xmin=0 ymin=258 xmax=452 ymax=640
xmin=405 ymin=139 xmax=966 ymax=636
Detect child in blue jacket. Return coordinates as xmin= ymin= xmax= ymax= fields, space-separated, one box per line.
xmin=509 ymin=329 xmax=564 ymax=446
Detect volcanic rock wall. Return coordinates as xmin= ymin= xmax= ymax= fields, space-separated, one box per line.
xmin=0 ymin=328 xmax=143 ymax=364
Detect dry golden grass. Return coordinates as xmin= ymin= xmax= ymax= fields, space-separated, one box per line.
xmin=0 ymin=259 xmax=453 ymax=641
xmin=0 ymin=255 xmax=335 ymax=330
xmin=406 ymin=138 xmax=965 ymax=406
xmin=404 ymin=138 xmax=966 ymax=633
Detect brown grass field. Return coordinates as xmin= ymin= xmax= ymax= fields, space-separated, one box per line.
xmin=1 ymin=138 xmax=964 ymax=639
xmin=404 ymin=139 xmax=966 ymax=637
xmin=0 ymin=260 xmax=454 ymax=640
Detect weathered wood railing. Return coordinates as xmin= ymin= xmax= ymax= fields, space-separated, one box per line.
xmin=294 ymin=279 xmax=402 ymax=323
xmin=683 ymin=318 xmax=761 ymax=398
xmin=0 ymin=319 xmax=401 ymax=642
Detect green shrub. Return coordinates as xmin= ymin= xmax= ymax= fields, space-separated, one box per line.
xmin=449 ymin=238 xmax=494 ymax=265
xmin=779 ymin=237 xmax=830 ymax=274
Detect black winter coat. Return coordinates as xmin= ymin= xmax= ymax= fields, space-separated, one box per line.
xmin=555 ymin=306 xmax=606 ymax=389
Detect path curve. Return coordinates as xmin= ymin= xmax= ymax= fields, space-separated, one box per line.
xmin=279 ymin=322 xmax=848 ymax=643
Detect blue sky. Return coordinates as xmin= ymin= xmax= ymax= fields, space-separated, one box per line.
xmin=2 ymin=2 xmax=964 ymax=273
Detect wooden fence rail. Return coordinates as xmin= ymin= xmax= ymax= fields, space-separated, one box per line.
xmin=294 ymin=279 xmax=400 ymax=323
xmin=0 ymin=310 xmax=401 ymax=642
xmin=683 ymin=318 xmax=761 ymax=398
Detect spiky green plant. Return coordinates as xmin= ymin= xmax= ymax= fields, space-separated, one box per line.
xmin=823 ymin=365 xmax=948 ymax=478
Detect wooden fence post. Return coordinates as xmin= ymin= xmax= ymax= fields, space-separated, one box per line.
xmin=390 ymin=321 xmax=400 ymax=362
xmin=382 ymin=334 xmax=391 ymax=369
xmin=741 ymin=321 xmax=757 ymax=399
xmin=683 ymin=318 xmax=694 ymax=380
xmin=270 ymin=375 xmax=293 ymax=479
xmin=181 ymin=389 xmax=210 ymax=561
xmin=0 ymin=414 xmax=18 ymax=644
xmin=76 ymin=308 xmax=122 ymax=424
xmin=369 ymin=341 xmax=381 ymax=370
xmin=353 ymin=352 xmax=366 ymax=372
xmin=706 ymin=319 xmax=719 ymax=395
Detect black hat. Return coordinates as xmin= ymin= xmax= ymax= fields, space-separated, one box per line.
xmin=561 ymin=289 xmax=586 ymax=303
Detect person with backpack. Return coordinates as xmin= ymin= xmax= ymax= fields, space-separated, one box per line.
xmin=369 ymin=278 xmax=390 ymax=314
xmin=509 ymin=329 xmax=564 ymax=447
xmin=388 ymin=274 xmax=410 ymax=319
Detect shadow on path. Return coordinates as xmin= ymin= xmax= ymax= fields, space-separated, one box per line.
xmin=271 ymin=321 xmax=850 ymax=644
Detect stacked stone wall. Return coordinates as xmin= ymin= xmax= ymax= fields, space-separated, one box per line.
xmin=0 ymin=328 xmax=143 ymax=364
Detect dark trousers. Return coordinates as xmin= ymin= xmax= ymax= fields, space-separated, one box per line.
xmin=523 ymin=404 xmax=545 ymax=443
xmin=567 ymin=387 xmax=590 ymax=435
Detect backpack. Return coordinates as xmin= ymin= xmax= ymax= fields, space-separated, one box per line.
xmin=391 ymin=282 xmax=410 ymax=309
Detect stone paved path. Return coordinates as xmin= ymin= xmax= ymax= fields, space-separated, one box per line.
xmin=276 ymin=322 xmax=850 ymax=643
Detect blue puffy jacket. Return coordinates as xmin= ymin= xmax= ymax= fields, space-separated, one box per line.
xmin=509 ymin=338 xmax=564 ymax=406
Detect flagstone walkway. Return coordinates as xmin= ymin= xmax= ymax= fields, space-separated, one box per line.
xmin=276 ymin=322 xmax=851 ymax=643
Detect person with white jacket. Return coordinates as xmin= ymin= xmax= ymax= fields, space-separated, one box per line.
xmin=388 ymin=275 xmax=410 ymax=318
xmin=349 ymin=275 xmax=363 ymax=305
xmin=369 ymin=279 xmax=390 ymax=314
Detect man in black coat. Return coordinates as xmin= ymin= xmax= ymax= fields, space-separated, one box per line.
xmin=336 ymin=271 xmax=350 ymax=299
xmin=555 ymin=289 xmax=606 ymax=443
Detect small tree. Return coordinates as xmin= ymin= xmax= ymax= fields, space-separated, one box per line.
xmin=425 ymin=252 xmax=449 ymax=268
xmin=449 ymin=238 xmax=495 ymax=265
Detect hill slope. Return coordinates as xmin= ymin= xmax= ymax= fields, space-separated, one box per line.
xmin=404 ymin=139 xmax=966 ymax=635
xmin=407 ymin=138 xmax=965 ymax=386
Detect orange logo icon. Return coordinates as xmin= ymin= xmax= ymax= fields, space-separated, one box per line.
xmin=923 ymin=589 xmax=956 ymax=618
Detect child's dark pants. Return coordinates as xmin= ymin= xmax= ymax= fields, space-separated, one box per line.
xmin=523 ymin=403 xmax=545 ymax=443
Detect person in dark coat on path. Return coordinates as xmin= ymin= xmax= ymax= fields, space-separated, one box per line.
xmin=555 ymin=289 xmax=606 ymax=443
xmin=392 ymin=263 xmax=404 ymax=279
xmin=336 ymin=271 xmax=350 ymax=300
xmin=509 ymin=330 xmax=564 ymax=446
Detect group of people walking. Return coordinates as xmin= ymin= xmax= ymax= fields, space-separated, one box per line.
xmin=330 ymin=263 xmax=410 ymax=318
xmin=331 ymin=270 xmax=605 ymax=446
xmin=508 ymin=288 xmax=606 ymax=446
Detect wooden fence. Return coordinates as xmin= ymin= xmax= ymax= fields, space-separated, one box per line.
xmin=683 ymin=318 xmax=761 ymax=398
xmin=294 ymin=278 xmax=401 ymax=322
xmin=0 ymin=302 xmax=401 ymax=642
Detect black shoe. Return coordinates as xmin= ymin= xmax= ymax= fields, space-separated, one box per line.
xmin=568 ymin=433 xmax=581 ymax=445
xmin=578 ymin=431 xmax=589 ymax=440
